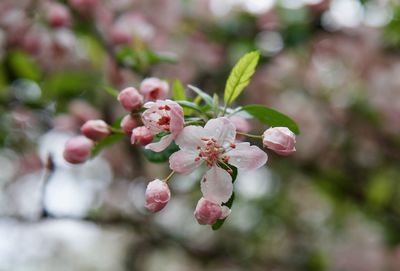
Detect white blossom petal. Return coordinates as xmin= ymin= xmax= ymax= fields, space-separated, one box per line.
xmin=169 ymin=149 xmax=202 ymax=175
xmin=201 ymin=166 xmax=233 ymax=204
xmin=226 ymin=142 xmax=268 ymax=170
xmin=145 ymin=134 xmax=173 ymax=152
xmin=204 ymin=117 xmax=236 ymax=146
xmin=175 ymin=125 xmax=206 ymax=150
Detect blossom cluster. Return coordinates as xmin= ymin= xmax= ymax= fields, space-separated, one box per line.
xmin=62 ymin=51 xmax=298 ymax=228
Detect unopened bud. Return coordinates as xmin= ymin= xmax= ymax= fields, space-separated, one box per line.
xmin=80 ymin=120 xmax=110 ymax=141
xmin=47 ymin=3 xmax=71 ymax=28
xmin=63 ymin=136 xmax=94 ymax=164
xmin=145 ymin=179 xmax=171 ymax=212
xmin=117 ymin=87 xmax=143 ymax=112
xmin=262 ymin=127 xmax=296 ymax=156
xmin=120 ymin=115 xmax=138 ymax=135
xmin=131 ymin=126 xmax=153 ymax=145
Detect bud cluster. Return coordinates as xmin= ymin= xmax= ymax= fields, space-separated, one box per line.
xmin=61 ymin=51 xmax=298 ymax=228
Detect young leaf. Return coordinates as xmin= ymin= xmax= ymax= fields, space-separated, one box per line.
xmin=91 ymin=133 xmax=125 ymax=157
xmin=172 ymin=80 xmax=186 ymax=101
xmin=176 ymin=101 xmax=204 ymax=114
xmin=212 ymin=164 xmax=238 ymax=230
xmin=240 ymin=105 xmax=300 ymax=134
xmin=103 ymin=86 xmax=119 ymax=98
xmin=224 ymin=51 xmax=260 ymax=106
xmin=8 ymin=50 xmax=41 ymax=81
xmin=188 ymin=85 xmax=214 ymax=106
xmin=212 ymin=93 xmax=220 ymax=115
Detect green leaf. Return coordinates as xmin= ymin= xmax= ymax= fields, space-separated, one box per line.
xmin=91 ymin=133 xmax=125 ymax=157
xmin=176 ymin=100 xmax=204 ymax=114
xmin=103 ymin=86 xmax=119 ymax=98
xmin=188 ymin=85 xmax=214 ymax=106
xmin=8 ymin=51 xmax=41 ymax=81
xmin=42 ymin=71 xmax=99 ymax=100
xmin=144 ymin=49 xmax=177 ymax=65
xmin=240 ymin=104 xmax=300 ymax=135
xmin=212 ymin=164 xmax=238 ymax=231
xmin=212 ymin=93 xmax=220 ymax=115
xmin=224 ymin=51 xmax=260 ymax=106
xmin=172 ymin=80 xmax=192 ymax=116
xmin=172 ymin=80 xmax=186 ymax=100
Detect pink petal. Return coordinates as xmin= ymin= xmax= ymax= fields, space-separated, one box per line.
xmin=175 ymin=125 xmax=206 ymax=150
xmin=169 ymin=103 xmax=184 ymax=137
xmin=169 ymin=150 xmax=202 ymax=175
xmin=145 ymin=134 xmax=173 ymax=152
xmin=220 ymin=206 xmax=231 ymax=219
xmin=201 ymin=166 xmax=233 ymax=204
xmin=143 ymin=101 xmax=156 ymax=108
xmin=226 ymin=142 xmax=268 ymax=170
xmin=204 ymin=117 xmax=236 ymax=146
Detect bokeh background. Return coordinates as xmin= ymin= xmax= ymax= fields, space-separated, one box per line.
xmin=1 ymin=0 xmax=400 ymax=270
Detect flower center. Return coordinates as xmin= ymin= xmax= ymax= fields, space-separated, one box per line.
xmin=195 ymin=137 xmax=223 ymax=167
xmin=147 ymin=105 xmax=171 ymax=132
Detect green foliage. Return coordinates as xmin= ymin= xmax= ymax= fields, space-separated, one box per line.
xmin=172 ymin=80 xmax=186 ymax=101
xmin=103 ymin=86 xmax=119 ymax=98
xmin=172 ymin=80 xmax=192 ymax=115
xmin=212 ymin=164 xmax=238 ymax=230
xmin=115 ymin=47 xmax=176 ymax=73
xmin=41 ymin=71 xmax=99 ymax=106
xmin=176 ymin=100 xmax=204 ymax=114
xmin=366 ymin=170 xmax=396 ymax=208
xmin=188 ymin=85 xmax=214 ymax=106
xmin=7 ymin=51 xmax=41 ymax=81
xmin=224 ymin=51 xmax=260 ymax=106
xmin=143 ymin=140 xmax=179 ymax=163
xmin=91 ymin=133 xmax=125 ymax=157
xmin=384 ymin=6 xmax=400 ymax=47
xmin=240 ymin=104 xmax=300 ymax=134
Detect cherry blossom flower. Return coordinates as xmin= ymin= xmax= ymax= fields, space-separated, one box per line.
xmin=262 ymin=127 xmax=296 ymax=156
xmin=141 ymin=100 xmax=184 ymax=152
xmin=169 ymin=117 xmax=267 ymax=204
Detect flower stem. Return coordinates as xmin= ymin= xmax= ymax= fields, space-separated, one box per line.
xmin=237 ymin=132 xmax=263 ymax=139
xmin=164 ymin=171 xmax=175 ymax=182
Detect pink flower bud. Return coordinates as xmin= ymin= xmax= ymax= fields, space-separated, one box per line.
xmin=131 ymin=126 xmax=153 ymax=145
xmin=262 ymin=127 xmax=296 ymax=156
xmin=145 ymin=179 xmax=171 ymax=212
xmin=80 ymin=120 xmax=110 ymax=141
xmin=110 ymin=26 xmax=131 ymax=46
xmin=139 ymin=78 xmax=169 ymax=101
xmin=194 ymin=197 xmax=231 ymax=225
xmin=47 ymin=3 xmax=71 ymax=28
xmin=120 ymin=115 xmax=138 ymax=135
xmin=69 ymin=0 xmax=98 ymax=14
xmin=117 ymin=87 xmax=143 ymax=112
xmin=63 ymin=136 xmax=94 ymax=164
